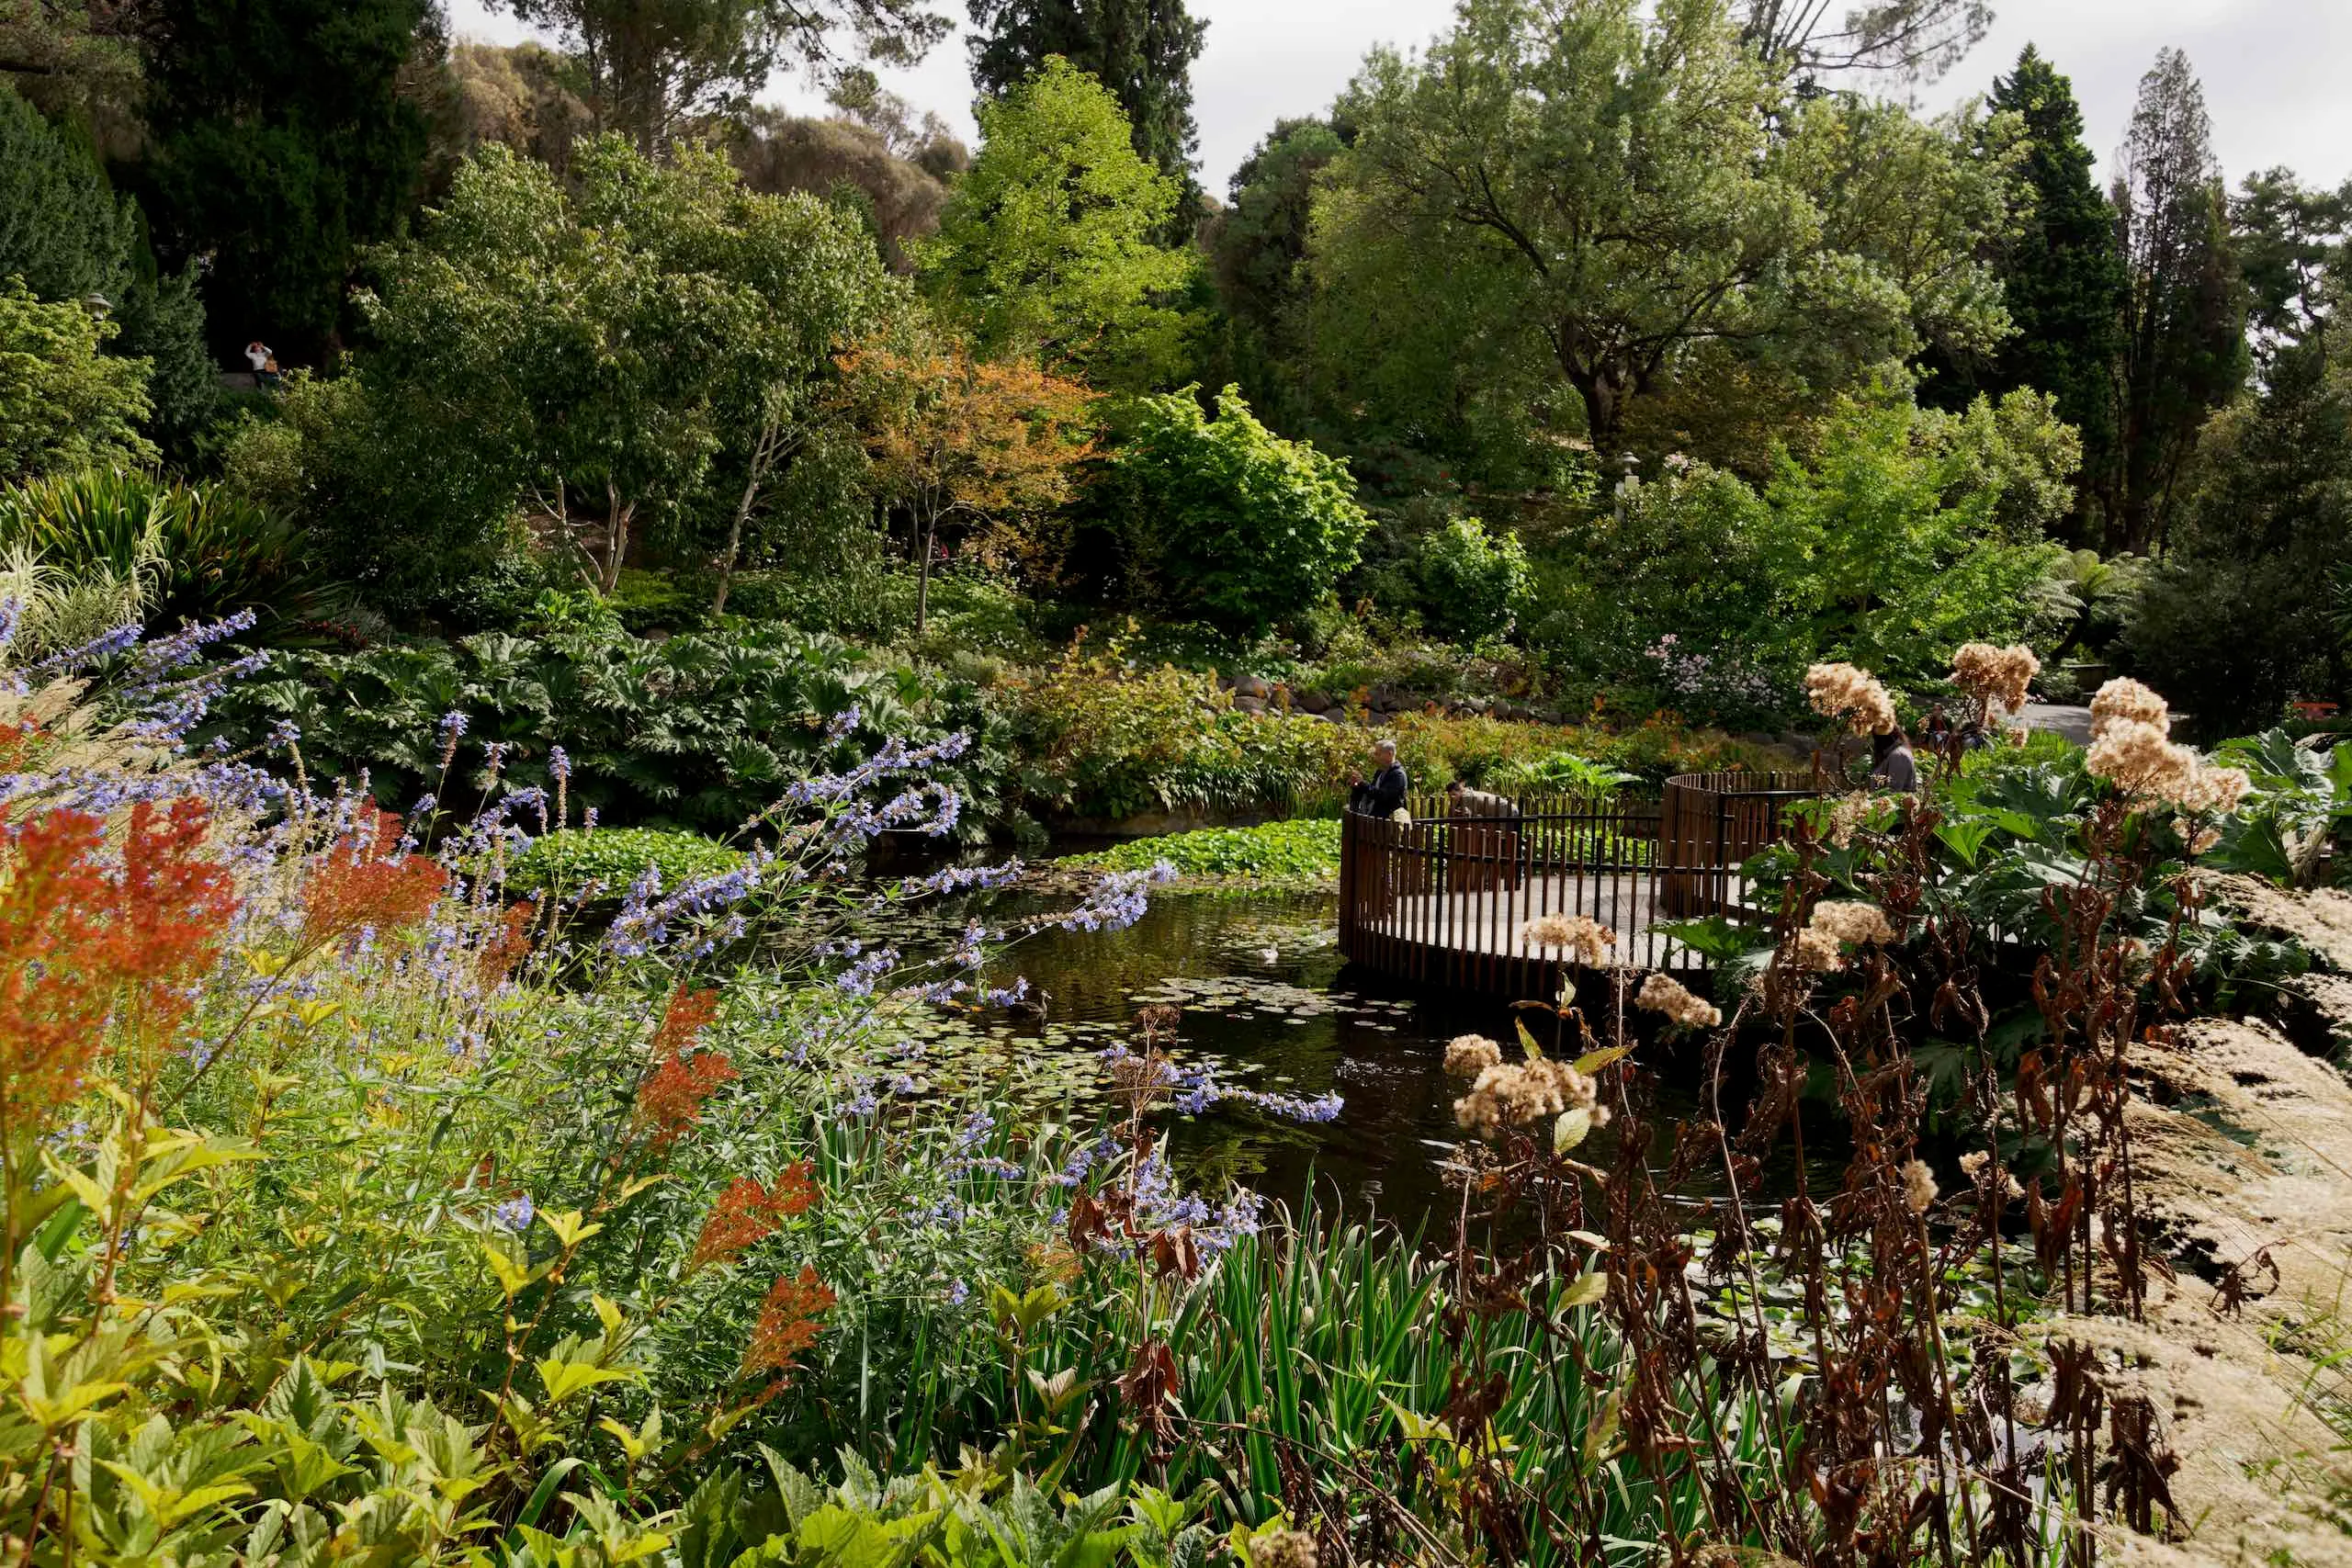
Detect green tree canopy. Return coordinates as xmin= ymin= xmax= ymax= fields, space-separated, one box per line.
xmin=1757 ymin=385 xmax=2075 ymax=680
xmin=2232 ymin=166 xmax=2351 ymax=364
xmin=0 ymin=80 xmax=216 ymax=459
xmin=2126 ymin=327 xmax=2352 ymax=731
xmin=1306 ymin=0 xmax=2009 ymax=446
xmin=1741 ymin=0 xmax=1992 ymax=82
xmin=0 ymin=80 xmax=127 ymax=304
xmin=138 ymin=0 xmax=438 ymax=361
xmin=918 ymin=56 xmax=1195 ymax=388
xmin=1103 ymin=385 xmax=1369 ymax=638
xmin=0 ymin=278 xmax=154 ymax=479
xmin=356 ymin=138 xmax=899 ymax=595
xmin=966 ymin=0 xmax=1206 ymax=194
xmin=1208 ymin=116 xmax=1344 ymax=418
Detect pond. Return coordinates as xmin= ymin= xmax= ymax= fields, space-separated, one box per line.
xmin=928 ymin=883 xmax=1837 ymax=1232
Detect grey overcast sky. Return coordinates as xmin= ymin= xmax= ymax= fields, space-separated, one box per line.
xmin=447 ymin=1 xmax=2352 ymax=198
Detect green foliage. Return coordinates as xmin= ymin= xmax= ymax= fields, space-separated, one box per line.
xmin=1414 ymin=515 xmax=1530 ymax=643
xmin=511 ymin=825 xmax=749 ymax=896
xmin=1306 ymin=0 xmax=2008 ymax=445
xmin=360 ymin=137 xmax=897 ymax=597
xmin=1387 ymin=708 xmax=1791 ymax=792
xmin=1073 ymin=818 xmax=1340 ymax=884
xmin=0 ymin=541 xmax=153 ymax=661
xmin=1009 ymin=654 xmax=1362 ymax=820
xmin=137 ymin=0 xmax=435 ymax=357
xmin=0 ymin=467 xmax=337 ymax=629
xmin=209 ymin=615 xmax=1012 ymax=840
xmin=966 ymin=0 xmax=1208 ymax=194
xmin=684 ymin=1455 xmax=1213 ymax=1566
xmin=109 ymin=263 xmax=220 ymax=460
xmin=1206 ymin=117 xmax=1344 ymax=422
xmin=0 ymin=80 xmax=128 ymax=303
xmin=1755 ymin=388 xmax=2073 ymax=682
xmin=0 ymin=83 xmax=219 ymax=461
xmin=2106 ymin=47 xmax=2248 ymax=552
xmin=1968 ymin=47 xmax=2126 ymax=530
xmin=1490 ymin=750 xmax=1638 ymax=797
xmin=2203 ymin=729 xmax=2352 ymax=886
xmin=0 ymin=277 xmax=153 ymax=479
xmin=1104 ymin=386 xmax=1368 ymax=639
xmin=2125 ymin=331 xmax=2352 ymax=735
xmin=215 ymin=371 xmax=531 ymax=621
xmin=1532 ymin=386 xmax=2073 ymax=716
xmin=919 ymin=57 xmax=1197 ymax=389
xmin=501 ymin=0 xmax=952 ymax=156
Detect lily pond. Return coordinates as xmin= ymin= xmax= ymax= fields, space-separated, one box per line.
xmin=886 ymin=880 xmax=1835 ymax=1229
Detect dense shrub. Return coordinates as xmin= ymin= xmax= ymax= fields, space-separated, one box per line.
xmin=1073 ymin=818 xmax=1340 ymax=883
xmin=1414 ymin=514 xmax=1531 ymax=642
xmin=0 ymin=466 xmax=338 ymax=628
xmin=1005 ymin=649 xmax=1360 ymax=820
xmin=510 ymin=825 xmax=748 ymax=897
xmin=1102 ymin=386 xmax=1370 ymax=639
xmin=1388 ymin=710 xmax=1794 ymax=793
xmin=210 ymin=611 xmax=1015 ymax=841
xmin=0 ymin=277 xmax=153 ymax=477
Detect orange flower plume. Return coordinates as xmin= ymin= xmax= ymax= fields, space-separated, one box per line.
xmin=689 ymin=1166 xmax=819 ymax=1270
xmin=0 ymin=810 xmax=116 ymax=1125
xmin=741 ymin=1266 xmax=835 ymax=1382
xmin=0 ymin=799 xmax=242 ymax=1132
xmin=633 ymin=987 xmax=735 ymax=1149
xmin=300 ymin=807 xmax=448 ymax=948
xmin=478 ymin=900 xmax=537 ymax=987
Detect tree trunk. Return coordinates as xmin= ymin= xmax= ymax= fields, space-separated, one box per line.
xmin=1566 ymin=360 xmax=1627 ymax=446
xmin=713 ymin=398 xmax=788 ymax=615
xmin=601 ymin=480 xmax=634 ymax=596
xmin=916 ymin=507 xmax=935 ymax=635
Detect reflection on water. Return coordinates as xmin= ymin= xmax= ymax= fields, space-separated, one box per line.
xmin=963 ymin=886 xmax=1835 ymax=1229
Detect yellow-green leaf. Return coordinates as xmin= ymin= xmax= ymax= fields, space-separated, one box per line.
xmin=1572 ymin=1043 xmax=1633 ymax=1077
xmin=537 ymin=1209 xmax=602 ymax=1249
xmin=537 ymin=1359 xmax=637 ymax=1404
xmin=1561 ymin=1270 xmax=1608 ymax=1309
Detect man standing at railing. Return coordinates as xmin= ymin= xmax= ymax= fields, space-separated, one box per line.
xmin=1348 ymin=737 xmax=1410 ymax=818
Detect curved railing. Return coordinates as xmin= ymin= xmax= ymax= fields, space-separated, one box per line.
xmin=1336 ymin=772 xmax=1827 ymax=995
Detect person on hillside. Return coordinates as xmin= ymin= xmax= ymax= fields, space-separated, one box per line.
xmin=1349 ymin=738 xmax=1409 ymax=818
xmin=1445 ymin=778 xmax=1521 ymax=822
xmin=1870 ymin=727 xmax=1920 ymax=793
xmin=245 ymin=340 xmax=281 ymax=389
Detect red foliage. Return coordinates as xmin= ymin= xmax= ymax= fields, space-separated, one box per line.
xmin=300 ymin=808 xmax=448 ymax=947
xmin=0 ymin=810 xmax=115 ymax=1124
xmin=109 ymin=800 xmax=241 ymax=1019
xmin=688 ymin=1164 xmax=819 ymax=1270
xmin=741 ymin=1265 xmax=835 ymax=1381
xmin=0 ymin=799 xmax=243 ymax=1130
xmin=633 ymin=987 xmax=735 ymax=1149
xmin=0 ymin=718 xmax=42 ymax=771
xmin=478 ymin=900 xmax=537 ymax=987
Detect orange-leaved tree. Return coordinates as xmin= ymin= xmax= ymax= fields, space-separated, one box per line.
xmin=838 ymin=343 xmax=1095 ymax=633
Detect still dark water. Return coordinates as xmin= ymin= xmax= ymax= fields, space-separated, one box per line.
xmin=954 ymin=886 xmax=1828 ymax=1231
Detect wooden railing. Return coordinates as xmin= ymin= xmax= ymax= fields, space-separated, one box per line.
xmin=1337 ymin=773 xmax=1827 ymax=996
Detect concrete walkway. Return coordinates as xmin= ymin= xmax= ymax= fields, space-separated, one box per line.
xmin=2018 ymin=702 xmax=2092 ymax=744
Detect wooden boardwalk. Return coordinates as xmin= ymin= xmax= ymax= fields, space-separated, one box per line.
xmin=1338 ymin=776 xmax=1823 ymax=998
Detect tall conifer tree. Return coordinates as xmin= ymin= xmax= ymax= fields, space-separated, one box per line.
xmin=1980 ymin=47 xmax=2124 ymax=540
xmin=2108 ymin=47 xmax=2245 ymax=551
xmin=965 ymin=0 xmax=1205 ymax=195
xmin=138 ymin=0 xmax=438 ymax=362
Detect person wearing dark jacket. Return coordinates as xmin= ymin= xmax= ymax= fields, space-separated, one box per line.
xmin=1870 ymin=727 xmax=1920 ymax=792
xmin=1348 ymin=739 xmax=1409 ymax=817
